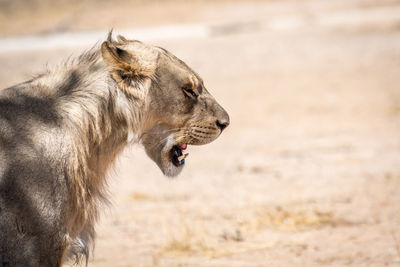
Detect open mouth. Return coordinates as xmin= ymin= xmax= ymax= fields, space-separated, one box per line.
xmin=170 ymin=143 xmax=189 ymax=167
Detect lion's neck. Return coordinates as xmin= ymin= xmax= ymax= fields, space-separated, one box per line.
xmin=35 ymin=51 xmax=146 ymax=242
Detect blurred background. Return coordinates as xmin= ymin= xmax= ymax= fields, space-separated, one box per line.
xmin=1 ymin=0 xmax=400 ymax=266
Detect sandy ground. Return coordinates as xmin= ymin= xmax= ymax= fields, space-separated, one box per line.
xmin=0 ymin=0 xmax=400 ymax=266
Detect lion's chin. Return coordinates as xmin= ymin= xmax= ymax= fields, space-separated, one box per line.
xmin=160 ymin=158 xmax=184 ymax=177
xmin=143 ymin=134 xmax=186 ymax=177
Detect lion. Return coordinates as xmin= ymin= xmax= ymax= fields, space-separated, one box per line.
xmin=0 ymin=32 xmax=229 ymax=266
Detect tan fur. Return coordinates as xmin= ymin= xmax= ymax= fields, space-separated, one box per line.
xmin=0 ymin=32 xmax=229 ymax=266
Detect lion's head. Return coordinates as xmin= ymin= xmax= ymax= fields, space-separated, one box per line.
xmin=101 ymin=34 xmax=229 ymax=176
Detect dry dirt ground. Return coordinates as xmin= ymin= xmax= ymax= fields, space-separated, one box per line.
xmin=1 ymin=0 xmax=400 ymax=266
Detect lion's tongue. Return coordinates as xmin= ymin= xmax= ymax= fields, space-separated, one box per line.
xmin=176 ymin=144 xmax=188 ymax=164
xmin=178 ymin=143 xmax=187 ymax=150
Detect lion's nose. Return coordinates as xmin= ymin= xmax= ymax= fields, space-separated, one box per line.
xmin=209 ymin=96 xmax=230 ymax=132
xmin=216 ymin=117 xmax=229 ymax=132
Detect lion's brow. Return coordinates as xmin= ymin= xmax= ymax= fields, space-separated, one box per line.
xmin=156 ymin=46 xmax=204 ymax=90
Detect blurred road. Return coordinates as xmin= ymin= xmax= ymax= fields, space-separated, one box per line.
xmin=1 ymin=1 xmax=400 ymax=53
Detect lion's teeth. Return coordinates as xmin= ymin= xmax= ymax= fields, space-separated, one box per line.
xmin=178 ymin=153 xmax=189 ymax=162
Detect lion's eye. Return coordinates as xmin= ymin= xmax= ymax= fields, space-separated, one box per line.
xmin=183 ymin=86 xmax=198 ymax=99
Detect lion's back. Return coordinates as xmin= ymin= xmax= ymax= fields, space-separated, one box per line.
xmin=0 ymin=84 xmax=70 ymax=266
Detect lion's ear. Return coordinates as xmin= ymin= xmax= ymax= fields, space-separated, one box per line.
xmin=101 ymin=41 xmax=154 ymax=98
xmin=117 ymin=35 xmax=128 ymax=43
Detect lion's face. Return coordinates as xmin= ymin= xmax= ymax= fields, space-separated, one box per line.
xmin=142 ymin=50 xmax=230 ymax=176
xmin=101 ymin=36 xmax=229 ymax=176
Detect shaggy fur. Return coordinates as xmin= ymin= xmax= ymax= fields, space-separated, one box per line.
xmin=0 ymin=32 xmax=229 ymax=266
